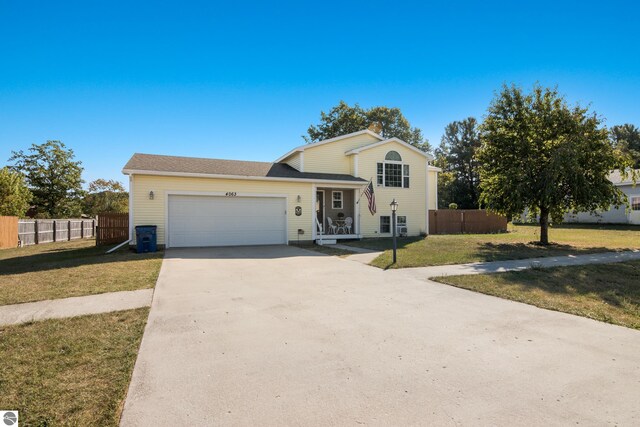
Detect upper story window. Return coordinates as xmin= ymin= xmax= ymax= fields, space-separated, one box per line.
xmin=632 ymin=196 xmax=640 ymax=211
xmin=377 ymin=151 xmax=410 ymax=188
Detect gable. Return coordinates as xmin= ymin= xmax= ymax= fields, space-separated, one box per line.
xmin=301 ymin=132 xmax=382 ymax=175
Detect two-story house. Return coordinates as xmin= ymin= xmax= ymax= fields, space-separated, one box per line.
xmin=123 ymin=129 xmax=440 ymax=247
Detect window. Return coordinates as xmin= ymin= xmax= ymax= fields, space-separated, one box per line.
xmin=397 ymin=216 xmax=407 ymax=226
xmin=632 ymin=197 xmax=640 ymax=211
xmin=380 ymin=216 xmax=391 ymax=233
xmin=385 ymin=163 xmax=402 ymax=187
xmin=377 ymin=152 xmax=409 ymax=188
xmin=403 ymin=165 xmax=410 ymax=188
xmin=332 ymin=191 xmax=343 ymax=209
xmin=385 ymin=151 xmax=402 ymax=161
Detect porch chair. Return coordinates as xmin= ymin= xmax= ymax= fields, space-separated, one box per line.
xmin=326 ymin=217 xmax=338 ymax=234
xmin=343 ymin=217 xmax=353 ymax=234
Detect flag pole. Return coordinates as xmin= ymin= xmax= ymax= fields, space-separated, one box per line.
xmin=356 ymin=178 xmax=373 ymax=204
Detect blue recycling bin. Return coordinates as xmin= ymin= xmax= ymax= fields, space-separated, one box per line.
xmin=135 ymin=225 xmax=157 ymax=253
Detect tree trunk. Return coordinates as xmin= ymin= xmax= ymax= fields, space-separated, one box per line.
xmin=539 ymin=208 xmax=550 ymax=245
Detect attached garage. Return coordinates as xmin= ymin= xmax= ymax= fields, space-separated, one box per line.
xmin=167 ymin=194 xmax=287 ymax=248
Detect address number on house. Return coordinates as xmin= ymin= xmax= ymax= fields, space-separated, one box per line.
xmin=225 ymin=192 xmax=237 ymax=197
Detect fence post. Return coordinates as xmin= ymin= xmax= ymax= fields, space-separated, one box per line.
xmin=81 ymin=221 xmax=84 ymax=238
xmin=93 ymin=219 xmax=96 ymax=239
xmin=68 ymin=220 xmax=71 ymax=240
xmin=34 ymin=220 xmax=39 ymax=244
xmin=461 ymin=211 xmax=465 ymax=233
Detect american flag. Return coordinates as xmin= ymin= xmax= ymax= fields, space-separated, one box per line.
xmin=363 ymin=181 xmax=376 ymax=215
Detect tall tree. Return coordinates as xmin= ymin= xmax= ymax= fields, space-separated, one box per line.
xmin=9 ymin=140 xmax=85 ymax=218
xmin=436 ymin=117 xmax=481 ymax=209
xmin=305 ymin=101 xmax=431 ymax=152
xmin=0 ymin=167 xmax=32 ymax=216
xmin=83 ymin=179 xmax=128 ymax=216
xmin=610 ymin=124 xmax=640 ymax=168
xmin=478 ymin=84 xmax=633 ymax=245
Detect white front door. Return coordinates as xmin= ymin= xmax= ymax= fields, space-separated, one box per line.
xmin=167 ymin=195 xmax=287 ymax=247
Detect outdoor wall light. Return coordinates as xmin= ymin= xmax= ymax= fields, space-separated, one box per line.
xmin=149 ymin=191 xmax=154 ymax=200
xmin=297 ymin=195 xmax=302 ymax=203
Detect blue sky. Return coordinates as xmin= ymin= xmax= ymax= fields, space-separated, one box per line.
xmin=1 ymin=0 xmax=639 ymax=185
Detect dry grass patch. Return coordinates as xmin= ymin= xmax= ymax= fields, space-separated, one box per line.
xmin=0 ymin=239 xmax=163 ymax=306
xmin=434 ymin=261 xmax=640 ymax=329
xmin=0 ymin=308 xmax=149 ymax=426
xmin=343 ymin=224 xmax=640 ymax=269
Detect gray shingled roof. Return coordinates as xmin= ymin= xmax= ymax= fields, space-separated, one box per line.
xmin=123 ymin=153 xmax=367 ymax=183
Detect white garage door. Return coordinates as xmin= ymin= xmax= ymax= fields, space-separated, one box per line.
xmin=168 ymin=195 xmax=287 ymax=247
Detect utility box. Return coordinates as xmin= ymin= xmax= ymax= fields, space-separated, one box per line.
xmin=135 ymin=225 xmax=157 ymax=253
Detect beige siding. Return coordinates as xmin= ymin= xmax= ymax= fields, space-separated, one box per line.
xmin=356 ymin=141 xmax=430 ymax=237
xmin=304 ymin=133 xmax=380 ymax=174
xmin=283 ymin=152 xmax=302 ymax=171
xmin=428 ymin=170 xmax=438 ymax=209
xmin=132 ymin=174 xmax=313 ymax=245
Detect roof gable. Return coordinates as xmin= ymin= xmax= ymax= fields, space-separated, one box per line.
xmin=345 ymin=137 xmax=435 ymax=161
xmin=275 ymin=129 xmax=384 ymax=162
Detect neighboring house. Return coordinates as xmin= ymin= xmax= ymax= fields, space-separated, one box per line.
xmin=563 ymin=169 xmax=640 ymax=225
xmin=123 ymin=130 xmax=441 ymax=248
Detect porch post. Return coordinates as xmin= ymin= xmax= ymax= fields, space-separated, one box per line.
xmin=311 ymin=184 xmax=317 ymax=241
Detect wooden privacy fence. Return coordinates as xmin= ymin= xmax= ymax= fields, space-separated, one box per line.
xmin=17 ymin=218 xmax=96 ymax=246
xmin=0 ymin=216 xmax=19 ymax=249
xmin=96 ymin=213 xmax=129 ymax=246
xmin=429 ymin=209 xmax=507 ymax=234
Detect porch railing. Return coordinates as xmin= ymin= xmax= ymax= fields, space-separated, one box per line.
xmin=315 ymin=217 xmax=323 ymax=244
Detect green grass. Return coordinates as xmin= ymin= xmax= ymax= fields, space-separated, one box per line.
xmin=0 ymin=239 xmax=163 ymax=306
xmin=434 ymin=261 xmax=640 ymax=329
xmin=343 ymin=223 xmax=640 ymax=269
xmin=0 ymin=308 xmax=149 ymax=426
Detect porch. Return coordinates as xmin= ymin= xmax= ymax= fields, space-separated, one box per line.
xmin=314 ymin=187 xmax=361 ymax=243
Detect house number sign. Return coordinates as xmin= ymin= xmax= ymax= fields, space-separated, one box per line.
xmin=225 ymin=192 xmax=237 ymax=197
xmin=295 ymin=206 xmax=302 ymax=216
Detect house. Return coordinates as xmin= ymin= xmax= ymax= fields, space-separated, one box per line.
xmin=123 ymin=130 xmax=440 ymax=248
xmin=563 ymin=169 xmax=640 ymax=224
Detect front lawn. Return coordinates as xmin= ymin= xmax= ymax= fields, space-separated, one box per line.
xmin=434 ymin=261 xmax=640 ymax=329
xmin=345 ymin=223 xmax=640 ymax=268
xmin=0 ymin=308 xmax=149 ymax=426
xmin=0 ymin=239 xmax=163 ymax=306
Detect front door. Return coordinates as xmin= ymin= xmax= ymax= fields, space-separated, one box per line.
xmin=316 ymin=191 xmax=324 ymax=231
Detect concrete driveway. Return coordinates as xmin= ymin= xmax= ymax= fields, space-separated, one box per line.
xmin=121 ymin=246 xmax=640 ymax=426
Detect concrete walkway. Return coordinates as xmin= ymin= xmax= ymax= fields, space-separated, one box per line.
xmin=396 ymin=249 xmax=640 ymax=280
xmin=121 ymin=246 xmax=640 ymax=426
xmin=0 ymin=289 xmax=153 ymax=326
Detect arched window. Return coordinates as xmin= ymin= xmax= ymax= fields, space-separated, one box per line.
xmin=385 ymin=151 xmax=402 ymax=161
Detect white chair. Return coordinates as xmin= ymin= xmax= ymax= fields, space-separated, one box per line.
xmin=344 ymin=217 xmax=353 ymax=234
xmin=326 ymin=217 xmax=338 ymax=234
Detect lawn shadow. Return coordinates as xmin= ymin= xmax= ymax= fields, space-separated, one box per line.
xmin=0 ymin=243 xmax=164 ymax=276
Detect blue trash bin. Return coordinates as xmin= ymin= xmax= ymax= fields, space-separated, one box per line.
xmin=135 ymin=225 xmax=157 ymax=253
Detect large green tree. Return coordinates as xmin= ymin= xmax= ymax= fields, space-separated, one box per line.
xmin=9 ymin=140 xmax=85 ymax=218
xmin=610 ymin=124 xmax=640 ymax=168
xmin=435 ymin=117 xmax=481 ymax=209
xmin=0 ymin=167 xmax=32 ymax=216
xmin=478 ymin=84 xmax=633 ymax=245
xmin=83 ymin=179 xmax=128 ymax=216
xmin=305 ymin=101 xmax=431 ymax=152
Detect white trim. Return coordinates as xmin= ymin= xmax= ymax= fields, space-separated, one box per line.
xmin=311 ymin=184 xmax=317 ymax=240
xmin=274 ymin=129 xmax=384 ymax=162
xmin=353 ymin=154 xmax=359 ymax=177
xmin=331 ymin=191 xmax=343 ymax=209
xmin=164 ymin=191 xmax=289 ymax=249
xmin=299 ymin=152 xmax=304 ymax=172
xmin=128 ymin=174 xmax=134 ymax=241
xmin=354 ymin=188 xmax=359 ymax=235
xmin=345 ymin=137 xmax=435 ymax=161
xmin=427 ymin=165 xmax=442 ymax=172
xmin=435 ymin=171 xmax=439 ymax=208
xmin=425 ymin=163 xmax=429 ymax=235
xmin=377 ymin=161 xmax=410 ymax=189
xmin=317 ymin=190 xmax=326 ymax=234
xmin=122 ymin=168 xmax=367 ymax=186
